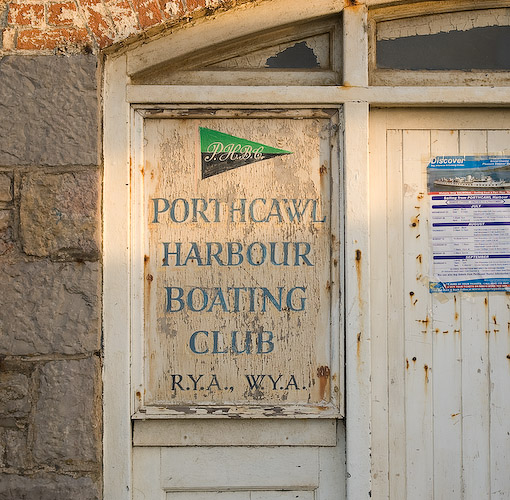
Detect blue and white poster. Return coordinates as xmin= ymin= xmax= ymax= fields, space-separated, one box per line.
xmin=428 ymin=156 xmax=510 ymax=293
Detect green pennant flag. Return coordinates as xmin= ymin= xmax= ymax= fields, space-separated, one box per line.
xmin=199 ymin=127 xmax=292 ymax=179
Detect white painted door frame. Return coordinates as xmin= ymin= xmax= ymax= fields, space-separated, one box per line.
xmin=103 ymin=1 xmax=510 ymax=499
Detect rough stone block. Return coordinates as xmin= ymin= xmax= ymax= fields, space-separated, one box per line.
xmin=20 ymin=170 xmax=100 ymax=260
xmin=0 ymin=473 xmax=100 ymax=500
xmin=0 ymin=372 xmax=30 ymax=418
xmin=0 ymin=261 xmax=100 ymax=355
xmin=33 ymin=357 xmax=100 ymax=464
xmin=0 ymin=209 xmax=13 ymax=255
xmin=0 ymin=173 xmax=12 ymax=202
xmin=0 ymin=427 xmax=29 ymax=468
xmin=0 ymin=55 xmax=98 ymax=166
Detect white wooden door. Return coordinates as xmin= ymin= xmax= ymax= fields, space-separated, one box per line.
xmin=370 ymin=109 xmax=510 ymax=500
xmin=130 ymin=109 xmax=345 ymax=499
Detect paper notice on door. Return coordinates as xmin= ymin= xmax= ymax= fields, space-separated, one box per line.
xmin=428 ymin=156 xmax=510 ymax=293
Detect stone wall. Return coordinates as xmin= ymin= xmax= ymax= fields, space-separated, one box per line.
xmin=0 ymin=54 xmax=102 ymax=499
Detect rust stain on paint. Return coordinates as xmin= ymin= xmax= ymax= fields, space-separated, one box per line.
xmin=317 ymin=365 xmax=331 ymax=400
xmin=357 ymin=332 xmax=362 ymax=359
xmin=416 ymin=316 xmax=429 ymax=326
xmin=492 ymin=315 xmax=497 ymax=325
xmin=355 ymin=249 xmax=363 ymax=311
xmin=410 ymin=214 xmax=420 ymax=227
xmin=424 ymin=364 xmax=430 ymax=384
xmin=416 ymin=254 xmax=422 ymax=264
xmin=451 ymin=412 xmax=460 ymax=418
xmin=406 ymin=358 xmax=409 ymax=370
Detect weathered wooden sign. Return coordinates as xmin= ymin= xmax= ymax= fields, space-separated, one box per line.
xmin=137 ymin=110 xmax=341 ymax=417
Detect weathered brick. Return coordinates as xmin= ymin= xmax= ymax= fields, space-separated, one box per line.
xmin=16 ymin=26 xmax=91 ymax=48
xmin=106 ymin=0 xmax=139 ymax=37
xmin=0 ymin=372 xmax=30 ymax=418
xmin=2 ymin=27 xmax=16 ymax=50
xmin=20 ymin=170 xmax=100 ymax=260
xmin=33 ymin=357 xmax=100 ymax=464
xmin=79 ymin=0 xmax=115 ymax=46
xmin=0 ymin=55 xmax=98 ymax=166
xmin=131 ymin=0 xmax=162 ymax=28
xmin=7 ymin=3 xmax=45 ymax=26
xmin=185 ymin=0 xmax=206 ymax=11
xmin=0 ymin=173 xmax=12 ymax=202
xmin=0 ymin=260 xmax=100 ymax=355
xmin=47 ymin=1 xmax=81 ymax=26
xmin=159 ymin=0 xmax=184 ymax=19
xmin=0 ymin=473 xmax=100 ymax=500
xmin=0 ymin=210 xmax=13 ymax=255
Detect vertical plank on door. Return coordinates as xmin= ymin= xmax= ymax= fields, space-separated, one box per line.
xmin=369 ymin=111 xmax=390 ymax=500
xmin=430 ymin=130 xmax=463 ymax=499
xmin=459 ymin=130 xmax=491 ymax=500
xmin=386 ymin=129 xmax=407 ymax=500
xmin=488 ymin=293 xmax=510 ymax=499
xmin=487 ymin=129 xmax=510 ymax=499
xmin=402 ymin=130 xmax=433 ymax=499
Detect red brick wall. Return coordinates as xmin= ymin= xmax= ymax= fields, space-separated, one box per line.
xmin=0 ymin=0 xmax=248 ymax=52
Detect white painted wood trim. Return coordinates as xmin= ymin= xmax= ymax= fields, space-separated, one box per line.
xmin=131 ymin=109 xmax=145 ymax=415
xmin=133 ymin=419 xmax=337 ymax=446
xmin=126 ymin=0 xmax=344 ymax=76
xmin=126 ymin=85 xmax=510 ymax=105
xmin=344 ymin=101 xmax=371 ymax=499
xmin=343 ymin=4 xmax=368 ymax=87
xmin=103 ymin=53 xmax=132 ymax=500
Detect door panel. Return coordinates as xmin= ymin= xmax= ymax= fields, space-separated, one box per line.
xmin=370 ymin=109 xmax=510 ymax=500
xmin=133 ymin=441 xmax=344 ymax=500
xmin=131 ymin=108 xmax=345 ymax=499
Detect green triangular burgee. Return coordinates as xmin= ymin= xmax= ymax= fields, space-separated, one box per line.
xmin=200 ymin=127 xmax=292 ymax=179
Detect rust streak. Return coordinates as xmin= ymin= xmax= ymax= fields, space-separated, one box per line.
xmin=355 ymin=249 xmax=363 ymax=310
xmin=424 ymin=364 xmax=430 ymax=384
xmin=406 ymin=358 xmax=409 ymax=370
xmin=493 ymin=315 xmax=497 ymax=325
xmin=317 ymin=365 xmax=331 ymax=401
xmin=416 ymin=254 xmax=422 ymax=264
xmin=451 ymin=412 xmax=460 ymax=418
